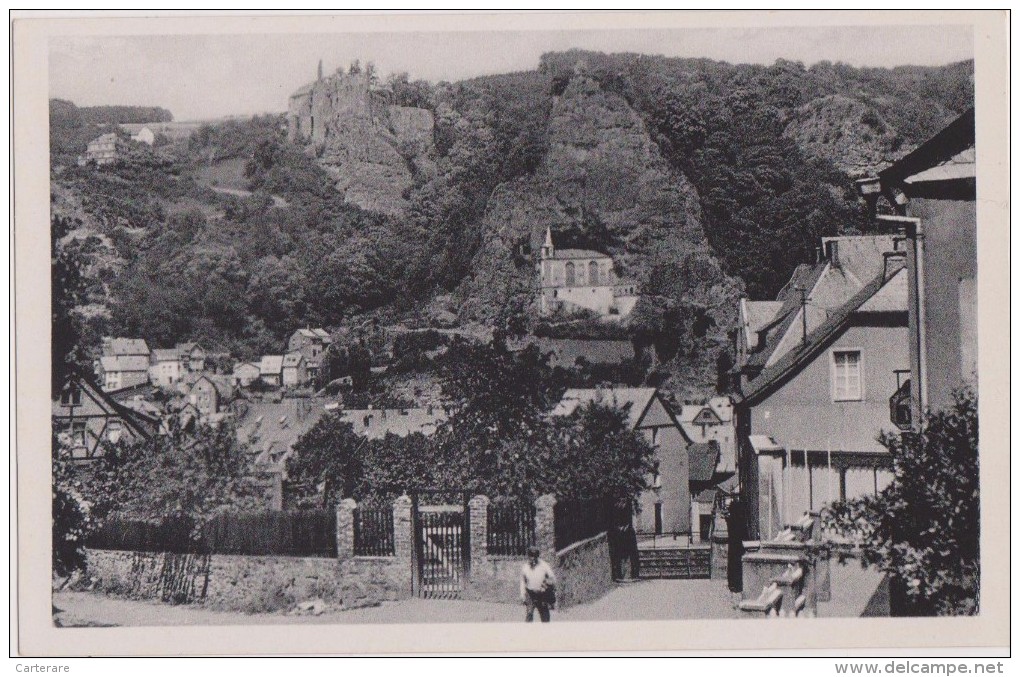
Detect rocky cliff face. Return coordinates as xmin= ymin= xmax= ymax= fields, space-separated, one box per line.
xmin=459 ymin=74 xmax=737 ymax=318
xmin=782 ymin=95 xmax=907 ymax=178
xmin=288 ymin=71 xmax=434 ymax=215
xmin=457 ymin=73 xmax=741 ymax=393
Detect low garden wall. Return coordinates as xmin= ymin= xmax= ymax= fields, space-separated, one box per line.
xmin=83 ymin=548 xmax=408 ymax=613
xmin=555 ymin=531 xmax=613 ymax=608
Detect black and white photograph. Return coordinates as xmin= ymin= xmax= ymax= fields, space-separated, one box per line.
xmin=12 ymin=9 xmax=1010 ymax=657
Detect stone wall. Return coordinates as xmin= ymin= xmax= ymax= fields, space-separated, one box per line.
xmin=463 ymin=493 xmax=614 ymax=609
xmin=555 ymin=532 xmax=614 ymax=608
xmin=84 ymin=548 xmax=409 ymax=614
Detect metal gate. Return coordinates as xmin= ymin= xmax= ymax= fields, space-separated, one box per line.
xmin=412 ymin=490 xmax=471 ymax=598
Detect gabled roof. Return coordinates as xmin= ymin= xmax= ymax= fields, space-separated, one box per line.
xmin=99 ymin=355 xmax=150 ymax=373
xmin=150 ymin=348 xmax=181 ymax=363
xmin=260 ymin=355 xmax=284 ymax=374
xmin=688 ymin=441 xmax=720 ymax=484
xmin=193 ymin=374 xmax=235 ymax=400
xmin=551 ymin=248 xmax=612 ymax=261
xmin=294 ymin=327 xmax=332 ymax=341
xmin=176 ymin=342 xmax=204 ymax=355
xmin=743 ymin=235 xmax=902 ymax=372
xmin=740 ymin=261 xmax=907 ymax=406
xmin=879 ymin=108 xmax=975 ymax=187
xmin=232 ymin=361 xmax=261 ymax=374
xmin=55 ymin=371 xmax=158 ymax=440
xmin=550 ymin=388 xmax=660 ymax=430
xmin=691 ymin=407 xmax=722 ymax=426
xmin=104 ymin=337 xmax=150 ymax=356
xmin=282 ymin=353 xmax=305 ymax=368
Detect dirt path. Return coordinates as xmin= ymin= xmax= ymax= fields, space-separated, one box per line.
xmin=53 ymin=579 xmax=742 ymax=627
xmin=209 ymin=185 xmax=288 ymax=208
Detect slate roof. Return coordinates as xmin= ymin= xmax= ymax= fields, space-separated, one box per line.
xmin=550 ymin=388 xmax=659 ymax=429
xmin=335 ymin=407 xmax=450 ymax=440
xmin=282 ymin=353 xmax=305 ymax=368
xmin=99 ymin=355 xmax=150 ymax=373
xmin=740 ymin=260 xmax=906 ymax=406
xmin=550 ymin=248 xmax=612 ymax=261
xmin=104 ymin=338 xmax=150 ymax=356
xmin=236 ymin=398 xmax=328 ymax=468
xmin=290 ymin=82 xmax=315 ymax=98
xmin=150 ymin=348 xmax=181 ymax=363
xmin=688 ymin=441 xmax=720 ymax=484
xmin=260 ymin=355 xmax=284 ymax=375
xmin=879 ymin=108 xmax=975 ymax=187
xmin=294 ymin=328 xmax=332 ymax=341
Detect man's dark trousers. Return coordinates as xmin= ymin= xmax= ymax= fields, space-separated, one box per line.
xmin=525 ymin=589 xmax=551 ymax=622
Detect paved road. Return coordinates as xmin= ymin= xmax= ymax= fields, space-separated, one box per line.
xmin=54 ymin=579 xmax=742 ymax=627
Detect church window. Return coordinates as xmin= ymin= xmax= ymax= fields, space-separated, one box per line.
xmin=589 ymin=261 xmax=599 ymax=285
xmin=565 ymin=262 xmax=576 ymax=286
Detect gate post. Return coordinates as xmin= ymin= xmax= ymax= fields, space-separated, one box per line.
xmin=535 ymin=494 xmax=557 ymax=560
xmin=392 ymin=494 xmax=413 ymax=560
xmin=468 ymin=494 xmax=490 ymax=571
xmin=336 ymin=498 xmax=357 ymax=562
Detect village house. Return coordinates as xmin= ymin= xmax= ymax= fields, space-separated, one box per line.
xmin=148 ymin=348 xmax=183 ymax=387
xmin=52 ymin=373 xmax=158 ymax=460
xmin=175 ymin=342 xmax=206 ymax=373
xmin=259 ymin=355 xmax=284 ymax=387
xmin=537 ymin=227 xmax=640 ymax=320
xmin=281 ymin=352 xmax=309 ymax=387
xmin=130 ymin=126 xmax=156 ymax=145
xmin=189 ymin=374 xmax=235 ymax=418
xmin=678 ymin=396 xmax=737 ymax=474
xmin=287 ymin=327 xmax=333 ymax=380
xmin=231 ymin=361 xmax=261 ymax=388
xmin=96 ymin=355 xmax=150 ymax=392
xmin=331 ymin=405 xmax=450 ymax=439
xmin=550 ymin=388 xmax=693 ymax=536
xmin=235 ymin=397 xmax=329 ymax=509
xmin=732 ymin=234 xmax=910 ymax=540
xmin=857 ymin=108 xmax=976 ymax=424
xmin=82 ymin=132 xmax=130 ymax=166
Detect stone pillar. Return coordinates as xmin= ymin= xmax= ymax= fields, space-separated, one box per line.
xmin=468 ymin=495 xmax=490 ymax=569
xmin=535 ymin=494 xmax=557 ymax=560
xmin=392 ymin=494 xmax=413 ymax=561
xmin=336 ymin=498 xmax=357 ymax=562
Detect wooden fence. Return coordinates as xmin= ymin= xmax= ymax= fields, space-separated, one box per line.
xmin=88 ymin=510 xmax=338 ymax=558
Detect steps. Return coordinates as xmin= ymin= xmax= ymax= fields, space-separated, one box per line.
xmin=638 ymin=546 xmax=712 ymax=579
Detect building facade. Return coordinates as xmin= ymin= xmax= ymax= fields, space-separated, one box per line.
xmin=53 ymin=374 xmax=157 ymax=460
xmin=859 ymin=108 xmax=977 ymax=422
xmin=537 ymin=227 xmax=639 ymax=320
xmin=551 ymin=388 xmax=692 ymax=535
xmin=733 ymin=235 xmax=909 ymax=540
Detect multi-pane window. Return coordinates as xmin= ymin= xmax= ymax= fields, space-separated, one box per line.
xmin=832 ymin=350 xmax=863 ymax=401
xmin=60 ymin=385 xmax=81 ymax=406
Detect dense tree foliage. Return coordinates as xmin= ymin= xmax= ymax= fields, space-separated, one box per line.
xmin=824 ymin=391 xmax=979 ymax=616
xmin=49 ymin=54 xmax=972 ymax=359
xmin=67 ymin=419 xmax=268 ymax=529
xmin=286 ymin=338 xmax=656 ymax=506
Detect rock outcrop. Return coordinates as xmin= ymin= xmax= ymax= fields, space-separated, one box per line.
xmin=459 ymin=74 xmax=738 ymax=322
xmin=288 ymin=70 xmax=434 ymax=216
xmin=782 ymin=95 xmax=907 ymax=178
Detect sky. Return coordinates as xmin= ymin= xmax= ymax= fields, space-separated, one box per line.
xmin=49 ymin=24 xmax=974 ymax=121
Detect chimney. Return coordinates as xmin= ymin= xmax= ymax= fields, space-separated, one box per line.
xmin=824 ymin=240 xmax=840 ymax=267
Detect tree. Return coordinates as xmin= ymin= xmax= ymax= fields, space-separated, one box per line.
xmin=52 ymin=446 xmax=91 ymax=578
xmin=51 ymin=215 xmax=87 ymax=395
xmin=75 ymin=419 xmax=268 ymax=532
xmin=824 ymin=390 xmax=979 ymax=616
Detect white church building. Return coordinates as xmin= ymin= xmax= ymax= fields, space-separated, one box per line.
xmin=537 ymin=227 xmax=639 ymax=320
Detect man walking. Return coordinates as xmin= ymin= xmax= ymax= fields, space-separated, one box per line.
xmin=520 ymin=545 xmax=556 ymax=623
